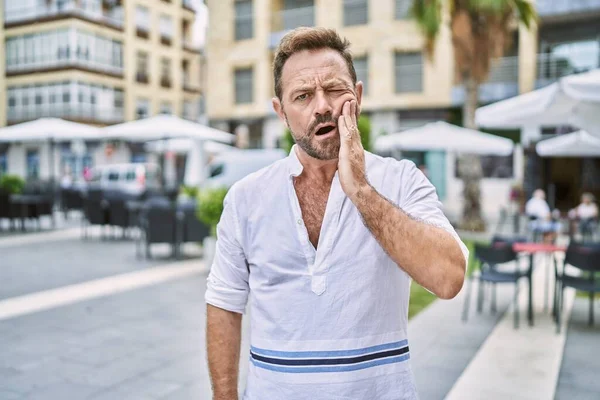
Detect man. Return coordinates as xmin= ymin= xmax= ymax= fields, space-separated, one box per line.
xmin=525 ymin=189 xmax=561 ymax=242
xmin=205 ymin=27 xmax=468 ymax=400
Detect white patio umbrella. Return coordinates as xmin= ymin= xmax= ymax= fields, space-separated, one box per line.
xmin=144 ymin=138 xmax=238 ymax=155
xmin=0 ymin=117 xmax=101 ymax=142
xmin=0 ymin=118 xmax=102 ymax=181
xmin=101 ymin=114 xmax=234 ymax=143
xmin=374 ymin=121 xmax=514 ymax=155
xmin=536 ymin=130 xmax=600 ymax=158
xmin=475 ymin=69 xmax=600 ymax=137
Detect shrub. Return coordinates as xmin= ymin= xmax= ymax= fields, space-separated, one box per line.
xmin=0 ymin=175 xmax=25 ymax=194
xmin=196 ymin=187 xmax=228 ymax=237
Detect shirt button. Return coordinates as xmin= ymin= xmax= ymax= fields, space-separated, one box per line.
xmin=297 ymin=219 xmax=302 ymax=225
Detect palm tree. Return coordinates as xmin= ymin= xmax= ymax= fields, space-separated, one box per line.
xmin=412 ymin=0 xmax=537 ymax=231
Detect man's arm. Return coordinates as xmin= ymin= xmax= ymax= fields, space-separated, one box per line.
xmin=352 ymin=185 xmax=466 ymax=299
xmin=337 ymin=100 xmax=465 ymax=299
xmin=204 ymin=186 xmax=249 ymax=399
xmin=207 ymin=305 xmax=242 ymax=400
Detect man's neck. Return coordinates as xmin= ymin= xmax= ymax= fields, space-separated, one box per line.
xmin=295 ymin=146 xmax=337 ymax=184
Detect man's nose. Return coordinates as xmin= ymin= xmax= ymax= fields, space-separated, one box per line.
xmin=313 ymin=90 xmax=333 ymax=117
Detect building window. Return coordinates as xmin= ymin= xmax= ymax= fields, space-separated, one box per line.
xmin=26 ymin=149 xmax=40 ymax=179
xmin=7 ymin=81 xmax=123 ymax=123
xmin=343 ymin=0 xmax=368 ymax=26
xmin=160 ymin=102 xmax=172 ymax=115
xmin=353 ymin=56 xmax=368 ymax=96
xmin=6 ymin=28 xmax=123 ymax=74
xmin=234 ymin=67 xmax=253 ymax=104
xmin=136 ymin=99 xmax=151 ymax=119
xmin=160 ymin=15 xmax=173 ymax=44
xmin=160 ymin=58 xmax=172 ymax=88
xmin=135 ymin=6 xmax=150 ymax=33
xmin=395 ymin=52 xmax=423 ymax=93
xmin=395 ymin=0 xmax=412 ymax=19
xmin=235 ymin=0 xmax=253 ymax=41
xmin=136 ymin=51 xmax=149 ymax=83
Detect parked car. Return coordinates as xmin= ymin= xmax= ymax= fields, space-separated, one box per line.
xmin=202 ymin=149 xmax=287 ymax=189
xmin=86 ymin=163 xmax=162 ymax=197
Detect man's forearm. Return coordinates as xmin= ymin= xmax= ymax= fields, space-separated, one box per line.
xmin=207 ymin=304 xmax=242 ymax=400
xmin=352 ymin=185 xmax=465 ymax=299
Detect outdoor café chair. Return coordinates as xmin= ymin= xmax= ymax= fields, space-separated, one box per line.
xmin=555 ymin=243 xmax=600 ymax=333
xmin=462 ymin=241 xmax=527 ymax=328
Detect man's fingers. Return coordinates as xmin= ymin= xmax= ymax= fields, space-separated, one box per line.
xmin=343 ymin=101 xmax=354 ymax=138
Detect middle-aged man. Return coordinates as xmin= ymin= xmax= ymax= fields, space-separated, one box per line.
xmin=205 ymin=27 xmax=468 ymax=400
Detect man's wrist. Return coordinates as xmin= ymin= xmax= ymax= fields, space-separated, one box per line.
xmin=350 ymin=182 xmax=376 ymax=205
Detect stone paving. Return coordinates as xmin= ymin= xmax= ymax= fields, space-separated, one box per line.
xmin=0 ymin=225 xmax=598 ymax=399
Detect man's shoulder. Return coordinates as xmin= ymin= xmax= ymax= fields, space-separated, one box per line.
xmin=229 ymin=157 xmax=289 ymax=198
xmin=365 ymin=151 xmax=421 ymax=183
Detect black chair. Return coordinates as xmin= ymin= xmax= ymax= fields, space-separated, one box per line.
xmin=82 ymin=188 xmax=109 ymax=239
xmin=0 ymin=189 xmax=17 ymax=230
xmin=138 ymin=198 xmax=177 ymax=259
xmin=555 ymin=243 xmax=600 ymax=333
xmin=176 ymin=200 xmax=210 ymax=256
xmin=462 ymin=240 xmax=527 ymax=328
xmin=104 ymin=189 xmax=133 ymax=239
xmin=61 ymin=188 xmax=84 ymax=218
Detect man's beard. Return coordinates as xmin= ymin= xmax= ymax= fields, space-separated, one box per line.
xmin=287 ymin=113 xmax=340 ymax=161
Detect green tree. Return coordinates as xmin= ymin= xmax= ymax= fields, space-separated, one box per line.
xmin=412 ymin=0 xmax=536 ymax=231
xmin=280 ymin=115 xmax=373 ymax=153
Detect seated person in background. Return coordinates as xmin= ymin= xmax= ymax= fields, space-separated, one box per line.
xmin=569 ymin=193 xmax=599 ymax=236
xmin=525 ymin=189 xmax=561 ymax=242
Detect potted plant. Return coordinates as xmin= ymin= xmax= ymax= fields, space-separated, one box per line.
xmin=0 ymin=175 xmax=25 ymax=195
xmin=196 ymin=187 xmax=228 ymax=267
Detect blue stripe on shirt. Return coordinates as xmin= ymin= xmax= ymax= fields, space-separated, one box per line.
xmin=250 ymin=339 xmax=408 ymax=359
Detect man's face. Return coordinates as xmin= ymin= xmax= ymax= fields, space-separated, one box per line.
xmin=273 ymin=49 xmax=363 ymax=160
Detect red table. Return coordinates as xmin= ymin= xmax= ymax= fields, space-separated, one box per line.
xmin=511 ymin=242 xmax=567 ymax=326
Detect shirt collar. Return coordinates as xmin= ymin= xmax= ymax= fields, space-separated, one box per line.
xmin=287 ymin=144 xmax=304 ymax=178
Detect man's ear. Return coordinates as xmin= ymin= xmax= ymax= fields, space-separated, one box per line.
xmin=272 ymin=97 xmax=288 ymax=128
xmin=355 ymin=81 xmax=364 ymax=117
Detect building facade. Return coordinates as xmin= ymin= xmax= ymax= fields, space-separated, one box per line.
xmin=0 ymin=0 xmax=205 ymax=178
xmin=204 ymin=0 xmax=600 ymax=220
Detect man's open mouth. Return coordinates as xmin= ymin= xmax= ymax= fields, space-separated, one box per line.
xmin=315 ymin=125 xmax=336 ymax=136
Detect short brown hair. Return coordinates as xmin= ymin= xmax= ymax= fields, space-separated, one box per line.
xmin=273 ymin=27 xmax=357 ymax=100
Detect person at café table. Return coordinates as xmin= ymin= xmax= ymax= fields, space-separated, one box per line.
xmin=525 ymin=189 xmax=561 ymax=243
xmin=568 ymin=192 xmax=598 ymax=238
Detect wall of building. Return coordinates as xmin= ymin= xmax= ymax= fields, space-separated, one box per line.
xmin=0 ymin=0 xmax=6 ymax=127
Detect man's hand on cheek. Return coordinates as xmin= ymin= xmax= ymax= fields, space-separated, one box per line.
xmin=337 ymin=100 xmax=369 ymax=202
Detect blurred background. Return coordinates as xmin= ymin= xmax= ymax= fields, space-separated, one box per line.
xmin=0 ymin=1 xmax=599 ymax=399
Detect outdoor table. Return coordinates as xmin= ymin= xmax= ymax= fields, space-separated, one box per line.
xmin=511 ymin=242 xmax=567 ymax=326
xmin=9 ymin=194 xmax=47 ymax=232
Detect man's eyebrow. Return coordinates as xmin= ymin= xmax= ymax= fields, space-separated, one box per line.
xmin=321 ymin=78 xmax=351 ymax=89
xmin=289 ymin=85 xmax=315 ymax=97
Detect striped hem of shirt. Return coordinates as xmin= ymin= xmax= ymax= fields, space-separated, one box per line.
xmin=249 ymin=339 xmax=410 ymax=374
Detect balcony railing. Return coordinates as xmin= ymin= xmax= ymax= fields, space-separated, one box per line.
xmin=7 ymin=104 xmax=124 ymax=124
xmin=536 ymin=0 xmax=600 ymax=17
xmin=536 ymin=51 xmax=600 ymax=87
xmin=4 ymin=1 xmax=124 ymax=29
xmin=6 ymin=59 xmax=124 ymax=77
xmin=270 ymin=5 xmax=315 ymax=48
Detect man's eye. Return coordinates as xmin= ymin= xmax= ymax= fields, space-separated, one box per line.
xmin=296 ymin=93 xmax=308 ymax=101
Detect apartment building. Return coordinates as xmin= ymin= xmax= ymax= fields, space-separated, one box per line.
xmin=205 ymin=0 xmax=600 ymax=149
xmin=0 ymin=0 xmax=204 ymax=127
xmin=0 ymin=0 xmax=205 ymax=177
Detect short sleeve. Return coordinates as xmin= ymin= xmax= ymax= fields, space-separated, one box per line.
xmin=396 ymin=161 xmax=469 ymax=270
xmin=205 ymin=186 xmax=250 ymax=314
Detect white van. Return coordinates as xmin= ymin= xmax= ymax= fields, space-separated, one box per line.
xmin=203 ymin=149 xmax=287 ymax=189
xmin=87 ymin=163 xmax=162 ymax=196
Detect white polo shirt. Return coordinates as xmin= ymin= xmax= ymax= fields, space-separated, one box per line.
xmin=205 ymin=146 xmax=468 ymax=400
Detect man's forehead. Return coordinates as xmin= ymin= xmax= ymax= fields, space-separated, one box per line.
xmin=281 ymin=49 xmax=352 ymax=87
